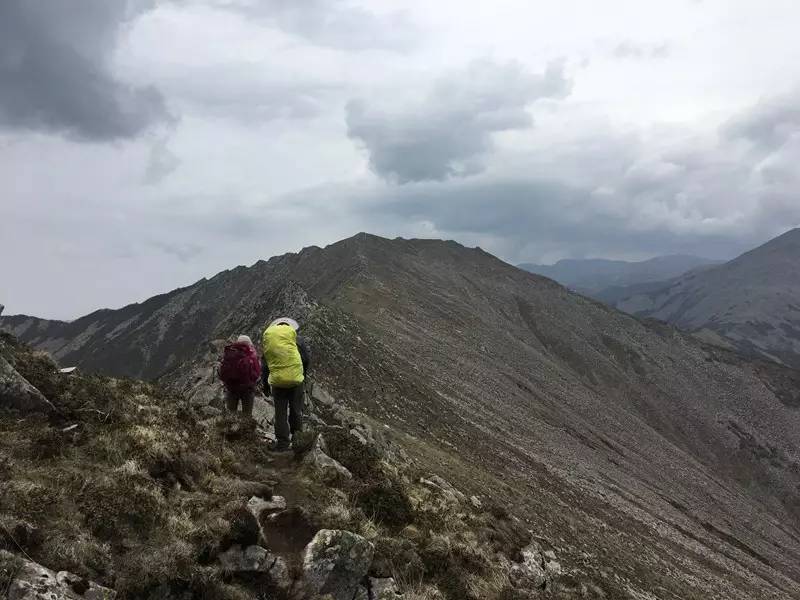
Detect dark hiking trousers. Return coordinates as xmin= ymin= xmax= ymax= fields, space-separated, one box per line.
xmin=225 ymin=388 xmax=255 ymax=417
xmin=273 ymin=385 xmax=304 ymax=447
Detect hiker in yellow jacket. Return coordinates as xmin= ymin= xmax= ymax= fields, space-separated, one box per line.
xmin=261 ymin=317 xmax=310 ymax=451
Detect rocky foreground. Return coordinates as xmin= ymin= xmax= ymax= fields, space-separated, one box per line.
xmin=1 ymin=333 xmax=571 ymax=600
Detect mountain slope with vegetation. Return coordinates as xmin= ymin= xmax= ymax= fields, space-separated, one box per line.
xmin=3 ymin=233 xmax=800 ymax=599
xmin=1 ymin=332 xmax=557 ymax=600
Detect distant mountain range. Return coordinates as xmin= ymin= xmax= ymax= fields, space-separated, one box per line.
xmin=3 ymin=233 xmax=800 ymax=598
xmin=613 ymin=228 xmax=800 ymax=369
xmin=518 ymin=255 xmax=722 ymax=294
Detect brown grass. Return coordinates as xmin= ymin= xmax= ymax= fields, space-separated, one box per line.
xmin=0 ymin=337 xmax=537 ymax=600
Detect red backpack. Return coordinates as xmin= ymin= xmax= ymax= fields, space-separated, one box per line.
xmin=219 ymin=342 xmax=261 ymax=392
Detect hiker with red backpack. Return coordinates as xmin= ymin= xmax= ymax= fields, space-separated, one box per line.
xmin=218 ymin=335 xmax=262 ymax=417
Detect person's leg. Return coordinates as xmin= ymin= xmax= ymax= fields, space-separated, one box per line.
xmin=288 ymin=384 xmax=304 ymax=438
xmin=272 ymin=387 xmax=291 ymax=448
xmin=241 ymin=389 xmax=255 ymax=417
xmin=225 ymin=389 xmax=239 ymax=412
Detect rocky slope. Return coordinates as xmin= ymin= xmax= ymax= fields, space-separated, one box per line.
xmin=1 ymin=333 xmax=560 ymax=600
xmin=613 ymin=228 xmax=800 ymax=369
xmin=518 ymin=255 xmax=720 ymax=296
xmin=3 ymin=233 xmax=800 ymax=599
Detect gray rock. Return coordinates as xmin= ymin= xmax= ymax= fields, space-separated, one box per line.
xmin=370 ymin=577 xmax=402 ymax=599
xmin=302 ymin=529 xmax=374 ymax=600
xmin=200 ymin=405 xmax=222 ymax=418
xmin=419 ymin=475 xmax=464 ymax=506
xmin=0 ymin=356 xmax=56 ymax=414
xmin=469 ymin=495 xmax=483 ymax=510
xmin=349 ymin=428 xmax=369 ymax=446
xmin=510 ymin=542 xmax=548 ymax=590
xmin=2 ymin=550 xmax=116 ymax=599
xmin=311 ymin=384 xmax=336 ymax=407
xmin=510 ymin=540 xmax=562 ymax=591
xmin=353 ymin=586 xmax=370 ymax=600
xmin=251 ymin=394 xmax=275 ymax=428
xmin=267 ymin=555 xmax=293 ymax=594
xmin=247 ymin=495 xmax=286 ymax=520
xmin=545 ymin=559 xmax=562 ymax=578
xmin=219 ymin=544 xmax=270 ymax=572
xmin=217 ymin=545 xmax=292 ymax=593
xmin=302 ymin=435 xmax=352 ymax=482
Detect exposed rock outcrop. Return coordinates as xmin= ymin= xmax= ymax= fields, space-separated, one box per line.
xmin=510 ymin=539 xmax=563 ymax=592
xmin=0 ymin=355 xmax=55 ymax=414
xmin=302 ymin=529 xmax=374 ymax=600
xmin=1 ymin=550 xmax=115 ymax=600
xmin=302 ymin=434 xmax=353 ymax=482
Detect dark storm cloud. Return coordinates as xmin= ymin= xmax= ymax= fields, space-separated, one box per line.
xmin=346 ymin=60 xmax=572 ymax=183
xmin=723 ymin=92 xmax=800 ymax=149
xmin=333 ymin=91 xmax=800 ymax=262
xmin=0 ymin=0 xmax=171 ymax=141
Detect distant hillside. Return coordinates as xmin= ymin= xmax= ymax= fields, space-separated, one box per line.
xmin=3 ymin=233 xmax=800 ymax=598
xmin=614 ymin=228 xmax=800 ymax=369
xmin=518 ymin=255 xmax=721 ymax=294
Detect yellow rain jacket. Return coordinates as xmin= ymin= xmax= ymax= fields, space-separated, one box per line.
xmin=262 ymin=325 xmax=304 ymax=388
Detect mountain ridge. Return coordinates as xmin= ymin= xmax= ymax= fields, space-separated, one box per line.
xmin=518 ymin=254 xmax=722 ymax=293
xmin=614 ymin=227 xmax=800 ymax=368
xmin=3 ymin=232 xmax=800 ymax=598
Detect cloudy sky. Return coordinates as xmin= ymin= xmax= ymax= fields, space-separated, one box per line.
xmin=2 ymin=0 xmax=799 ymax=319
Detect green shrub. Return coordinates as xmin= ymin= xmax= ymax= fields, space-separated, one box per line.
xmin=78 ymin=474 xmax=166 ymax=541
xmin=30 ymin=427 xmax=66 ymax=460
xmin=0 ymin=552 xmax=24 ymax=596
xmin=323 ymin=428 xmax=382 ymax=480
xmin=357 ymin=478 xmax=413 ymax=529
xmin=370 ymin=536 xmax=425 ymax=581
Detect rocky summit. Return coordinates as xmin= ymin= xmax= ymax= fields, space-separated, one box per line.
xmin=3 ymin=232 xmax=800 ymax=599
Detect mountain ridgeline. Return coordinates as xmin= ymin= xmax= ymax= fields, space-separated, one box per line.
xmin=3 ymin=233 xmax=800 ymax=599
xmin=518 ymin=255 xmax=721 ymax=295
xmin=613 ymin=228 xmax=800 ymax=369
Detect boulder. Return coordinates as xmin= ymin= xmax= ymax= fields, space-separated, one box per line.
xmin=1 ymin=550 xmax=115 ymax=599
xmin=302 ymin=529 xmax=374 ymax=600
xmin=302 ymin=435 xmax=352 ymax=483
xmin=0 ymin=356 xmax=55 ymax=414
xmin=311 ymin=384 xmax=336 ymax=407
xmin=247 ymin=495 xmax=286 ymax=521
xmin=510 ymin=540 xmax=562 ymax=591
xmin=218 ymin=544 xmax=270 ymax=572
xmin=420 ymin=475 xmax=466 ymax=504
xmin=217 ymin=545 xmax=292 ymax=593
xmin=251 ymin=394 xmax=275 ymax=429
xmin=370 ymin=577 xmax=402 ymax=599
